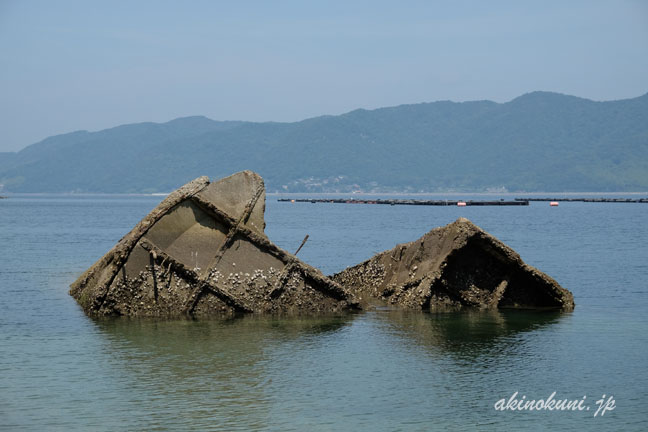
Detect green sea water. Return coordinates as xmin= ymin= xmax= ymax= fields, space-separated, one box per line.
xmin=1 ymin=194 xmax=646 ymax=431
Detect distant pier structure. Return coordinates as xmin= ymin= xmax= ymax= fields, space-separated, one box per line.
xmin=278 ymin=198 xmax=529 ymax=206
xmin=278 ymin=197 xmax=648 ymax=206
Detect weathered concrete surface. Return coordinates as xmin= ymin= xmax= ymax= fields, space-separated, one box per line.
xmin=70 ymin=171 xmax=357 ymax=317
xmin=332 ymin=218 xmax=574 ymax=311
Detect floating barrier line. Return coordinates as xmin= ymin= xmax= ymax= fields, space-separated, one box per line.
xmin=278 ymin=198 xmax=529 ymax=206
xmin=515 ymin=198 xmax=648 ymax=203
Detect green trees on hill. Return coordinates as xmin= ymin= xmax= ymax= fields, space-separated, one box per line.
xmin=1 ymin=91 xmax=647 ymax=193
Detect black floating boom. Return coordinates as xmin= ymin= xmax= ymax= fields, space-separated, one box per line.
xmin=278 ymin=198 xmax=529 ymax=206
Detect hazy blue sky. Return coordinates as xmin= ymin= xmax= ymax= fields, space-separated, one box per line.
xmin=1 ymin=0 xmax=647 ymax=152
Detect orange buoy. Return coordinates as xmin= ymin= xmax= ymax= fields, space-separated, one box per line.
xmin=457 ymin=202 xmax=467 ymax=207
xmin=290 ymin=199 xmax=295 ymax=203
xmin=550 ymin=201 xmax=559 ymax=206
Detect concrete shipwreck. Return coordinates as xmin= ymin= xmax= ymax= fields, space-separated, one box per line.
xmin=70 ymin=171 xmax=574 ymax=317
xmin=333 ymin=218 xmax=574 ymax=311
xmin=70 ymin=171 xmax=357 ymax=316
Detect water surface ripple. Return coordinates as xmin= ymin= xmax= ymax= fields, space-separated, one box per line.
xmin=1 ymin=194 xmax=647 ymax=431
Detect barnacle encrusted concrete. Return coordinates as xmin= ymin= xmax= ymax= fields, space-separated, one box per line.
xmin=332 ymin=218 xmax=574 ymax=311
xmin=70 ymin=171 xmax=357 ymax=317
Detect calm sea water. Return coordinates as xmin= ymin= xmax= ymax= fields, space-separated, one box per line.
xmin=1 ymin=193 xmax=647 ymax=431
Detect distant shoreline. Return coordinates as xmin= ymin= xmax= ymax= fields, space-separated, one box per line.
xmin=1 ymin=191 xmax=647 ymax=199
xmin=269 ymin=191 xmax=648 ymax=197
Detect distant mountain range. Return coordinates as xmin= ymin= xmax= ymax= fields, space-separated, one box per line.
xmin=1 ymin=91 xmax=647 ymax=193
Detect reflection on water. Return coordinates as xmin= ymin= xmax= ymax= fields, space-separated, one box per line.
xmin=76 ymin=311 xmax=571 ymax=431
xmin=95 ymin=314 xmax=354 ymax=355
xmin=378 ymin=309 xmax=567 ymax=359
xmin=92 ymin=315 xmax=354 ymax=431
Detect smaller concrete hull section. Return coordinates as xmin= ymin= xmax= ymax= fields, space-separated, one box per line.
xmin=332 ymin=218 xmax=574 ymax=311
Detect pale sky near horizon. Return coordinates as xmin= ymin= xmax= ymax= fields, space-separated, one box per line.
xmin=1 ymin=0 xmax=647 ymax=152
